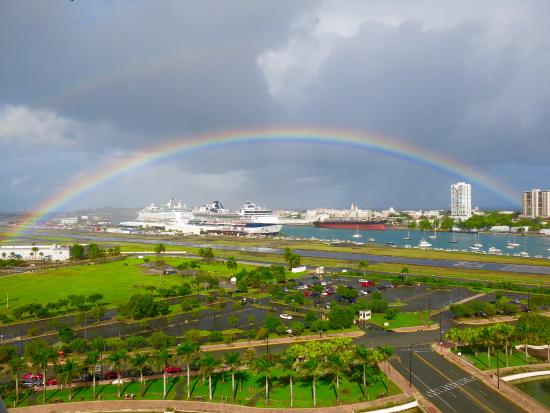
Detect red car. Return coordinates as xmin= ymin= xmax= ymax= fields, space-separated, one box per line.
xmin=164 ymin=365 xmax=182 ymax=374
xmin=45 ymin=378 xmax=58 ymax=386
xmin=303 ymin=290 xmax=312 ymax=296
xmin=103 ymin=370 xmax=118 ymax=380
xmin=360 ymin=281 xmax=375 ymax=287
xmin=22 ymin=373 xmax=43 ymax=381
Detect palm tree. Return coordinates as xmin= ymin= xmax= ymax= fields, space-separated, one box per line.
xmin=480 ymin=326 xmax=496 ymax=368
xmin=31 ymin=246 xmax=39 ymax=260
xmin=197 ymin=353 xmax=220 ymax=401
xmin=377 ymin=346 xmax=394 ymax=392
xmin=226 ymin=256 xmax=237 ymax=273
xmin=278 ymin=353 xmax=298 ymax=407
xmin=303 ymin=356 xmax=324 ymax=407
xmin=358 ymin=260 xmax=368 ymax=276
xmin=8 ymin=357 xmax=25 ymax=406
xmin=326 ymin=353 xmax=347 ymax=402
xmin=60 ymin=359 xmax=78 ymax=400
xmin=154 ymin=348 xmax=172 ymax=400
xmin=107 ymin=349 xmax=128 ymax=398
xmin=176 ymin=341 xmax=199 ymax=399
xmin=131 ymin=352 xmax=150 ymax=397
xmin=496 ymin=324 xmax=515 ymax=367
xmin=32 ymin=348 xmax=57 ymax=404
xmin=253 ymin=355 xmax=273 ymax=404
xmin=224 ymin=352 xmax=241 ymax=401
xmin=355 ymin=345 xmax=373 ymax=396
xmin=84 ymin=350 xmax=101 ymax=399
xmin=155 ymin=244 xmax=166 ymax=278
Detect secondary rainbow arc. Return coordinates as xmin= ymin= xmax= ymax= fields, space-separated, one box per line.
xmin=8 ymin=126 xmax=518 ymax=238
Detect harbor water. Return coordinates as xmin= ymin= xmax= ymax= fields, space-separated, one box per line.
xmin=514 ymin=378 xmax=550 ymax=408
xmin=282 ymin=226 xmax=550 ymax=259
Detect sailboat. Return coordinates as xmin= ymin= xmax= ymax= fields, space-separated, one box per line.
xmin=403 ymin=228 xmax=411 ymax=241
xmin=472 ymin=233 xmax=483 ymax=248
xmin=506 ymin=233 xmax=520 ymax=248
xmin=519 ymin=238 xmax=529 ymax=257
xmin=428 ymin=227 xmax=437 ymax=239
xmin=352 ymin=225 xmax=362 ymax=239
xmin=449 ymin=230 xmax=458 ymax=244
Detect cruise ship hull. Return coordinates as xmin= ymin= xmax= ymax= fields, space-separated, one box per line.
xmin=313 ymin=221 xmax=386 ymax=230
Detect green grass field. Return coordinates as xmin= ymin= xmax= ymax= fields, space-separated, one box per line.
xmin=370 ymin=312 xmax=431 ymax=329
xmin=2 ymin=369 xmax=399 ymax=408
xmin=0 ymin=257 xmax=253 ymax=317
xmin=456 ymin=348 xmax=541 ymax=370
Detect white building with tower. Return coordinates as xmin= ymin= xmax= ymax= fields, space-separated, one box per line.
xmin=450 ymin=182 xmax=472 ymax=220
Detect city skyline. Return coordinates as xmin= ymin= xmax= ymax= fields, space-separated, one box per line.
xmin=2 ymin=1 xmax=550 ymax=213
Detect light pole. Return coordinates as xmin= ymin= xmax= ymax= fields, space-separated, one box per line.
xmin=409 ymin=344 xmax=413 ymax=387
xmin=496 ymin=345 xmax=500 ymax=389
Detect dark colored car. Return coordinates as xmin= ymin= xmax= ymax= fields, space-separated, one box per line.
xmin=127 ymin=367 xmax=154 ymax=377
xmin=103 ymin=370 xmax=118 ymax=380
xmin=80 ymin=373 xmax=101 ymax=382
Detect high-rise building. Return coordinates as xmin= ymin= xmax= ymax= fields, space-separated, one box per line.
xmin=522 ymin=189 xmax=550 ymax=218
xmin=450 ymin=182 xmax=472 ymax=220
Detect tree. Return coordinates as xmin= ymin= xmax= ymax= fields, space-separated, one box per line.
xmin=58 ymin=324 xmax=74 ymax=343
xmin=303 ymin=356 xmax=323 ymax=406
xmin=59 ymin=358 xmax=78 ymax=400
xmin=155 ymin=348 xmax=172 ymax=399
xmin=154 ymin=243 xmax=166 ymax=256
xmin=254 ymin=355 xmax=274 ymax=404
xmin=283 ymin=248 xmax=301 ymax=269
xmin=84 ymin=350 xmax=101 ymax=399
xmin=198 ymin=247 xmax=215 ymax=262
xmin=278 ymin=352 xmax=298 ymax=407
xmin=8 ymin=356 xmax=25 ymax=405
xmin=31 ymin=246 xmax=39 ymax=261
xmin=107 ymin=349 xmax=128 ymax=398
xmin=355 ymin=345 xmax=375 ymax=396
xmin=131 ymin=352 xmax=150 ymax=396
xmin=70 ymin=244 xmax=85 ymax=260
xmin=377 ymin=345 xmax=394 ymax=391
xmin=197 ymin=353 xmax=220 ymax=401
xmin=177 ymin=342 xmax=200 ymax=400
xmin=224 ymin=352 xmax=241 ymax=401
xmin=32 ymin=348 xmax=57 ymax=404
xmin=226 ymin=256 xmax=237 ymax=273
xmin=358 ymin=260 xmax=369 ymax=276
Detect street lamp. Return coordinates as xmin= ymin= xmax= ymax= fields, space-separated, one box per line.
xmin=409 ymin=344 xmax=413 ymax=387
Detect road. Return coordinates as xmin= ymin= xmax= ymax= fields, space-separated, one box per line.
xmin=391 ymin=345 xmax=527 ymax=413
xmin=27 ymin=231 xmax=550 ymax=275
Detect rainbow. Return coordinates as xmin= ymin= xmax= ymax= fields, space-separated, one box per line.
xmin=8 ymin=126 xmax=518 ymax=238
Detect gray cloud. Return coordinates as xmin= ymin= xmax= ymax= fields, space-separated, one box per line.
xmin=1 ymin=0 xmax=549 ymax=212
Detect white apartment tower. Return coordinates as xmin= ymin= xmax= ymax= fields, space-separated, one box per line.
xmin=450 ymin=182 xmax=472 ymax=220
xmin=522 ymin=189 xmax=550 ymax=218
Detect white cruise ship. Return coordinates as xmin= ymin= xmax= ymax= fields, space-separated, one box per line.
xmin=122 ymin=199 xmax=281 ymax=235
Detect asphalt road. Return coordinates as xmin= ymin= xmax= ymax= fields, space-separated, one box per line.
xmin=27 ymin=231 xmax=550 ymax=275
xmin=391 ymin=345 xmax=527 ymax=413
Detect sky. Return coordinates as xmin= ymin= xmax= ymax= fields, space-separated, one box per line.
xmin=1 ymin=0 xmax=549 ymax=212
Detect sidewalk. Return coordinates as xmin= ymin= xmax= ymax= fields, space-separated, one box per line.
xmin=8 ymin=394 xmax=412 ymax=413
xmin=202 ymin=330 xmax=364 ymax=351
xmin=432 ymin=343 xmax=549 ymax=413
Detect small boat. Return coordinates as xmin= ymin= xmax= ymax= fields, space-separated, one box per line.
xmin=519 ymin=251 xmax=529 ymax=257
xmin=386 ymin=241 xmax=395 ymax=245
xmin=368 ymin=238 xmax=375 ymax=242
xmin=506 ymin=233 xmax=520 ymax=248
xmin=469 ymin=246 xmax=481 ymax=252
xmin=472 ymin=233 xmax=483 ymax=248
xmin=352 ymin=225 xmax=362 ymax=239
xmin=428 ymin=228 xmax=437 ymax=239
xmin=403 ymin=228 xmax=411 ymax=241
xmin=488 ymin=247 xmax=502 ymax=255
xmin=418 ymin=239 xmax=432 ymax=248
xmin=449 ymin=231 xmax=458 ymax=244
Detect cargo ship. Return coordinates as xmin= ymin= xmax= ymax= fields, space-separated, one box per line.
xmin=313 ymin=220 xmax=386 ymax=230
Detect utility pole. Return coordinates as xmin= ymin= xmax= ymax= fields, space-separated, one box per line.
xmin=439 ymin=310 xmax=443 ymax=346
xmin=496 ymin=345 xmax=500 ymax=389
xmin=409 ymin=344 xmax=413 ymax=387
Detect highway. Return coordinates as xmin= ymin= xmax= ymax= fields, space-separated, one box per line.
xmin=26 ymin=231 xmax=550 ymax=275
xmin=391 ymin=345 xmax=527 ymax=413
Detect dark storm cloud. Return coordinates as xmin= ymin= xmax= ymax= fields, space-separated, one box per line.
xmin=1 ymin=0 xmax=549 ymax=211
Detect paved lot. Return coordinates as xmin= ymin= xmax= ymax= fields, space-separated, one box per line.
xmin=391 ymin=346 xmax=527 ymax=413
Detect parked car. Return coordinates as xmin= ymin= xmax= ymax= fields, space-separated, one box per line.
xmin=22 ymin=373 xmax=43 ymax=381
xmin=279 ymin=313 xmax=293 ymax=320
xmin=45 ymin=378 xmax=58 ymax=386
xmin=127 ymin=367 xmax=153 ymax=378
xmin=103 ymin=370 xmax=118 ymax=380
xmin=360 ymin=281 xmax=375 ymax=287
xmin=164 ymin=365 xmax=182 ymax=374
xmin=80 ymin=373 xmax=101 ymax=382
xmin=21 ymin=380 xmax=40 ymax=388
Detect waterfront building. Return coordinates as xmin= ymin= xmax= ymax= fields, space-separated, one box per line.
xmin=0 ymin=244 xmax=71 ymax=261
xmin=522 ymin=189 xmax=550 ymax=218
xmin=450 ymin=182 xmax=472 ymax=220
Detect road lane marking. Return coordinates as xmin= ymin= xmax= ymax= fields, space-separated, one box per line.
xmin=413 ymin=351 xmax=502 ymax=413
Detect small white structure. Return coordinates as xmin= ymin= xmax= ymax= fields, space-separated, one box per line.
xmin=359 ymin=310 xmax=372 ymax=321
xmin=0 ymin=244 xmax=71 ymax=261
xmin=230 ymin=276 xmax=237 ymax=285
xmin=291 ymin=266 xmax=307 ymax=273
xmin=315 ymin=266 xmax=325 ymax=275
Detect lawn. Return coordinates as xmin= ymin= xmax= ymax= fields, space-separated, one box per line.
xmin=370 ymin=312 xmax=431 ymax=329
xmin=0 ymin=257 xmax=259 ymax=317
xmin=455 ymin=347 xmax=541 ymax=370
xmin=2 ymin=369 xmax=400 ymax=408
